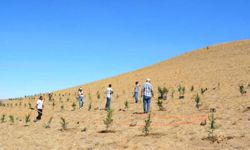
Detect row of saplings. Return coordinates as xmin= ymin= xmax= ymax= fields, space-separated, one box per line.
xmin=0 ymin=83 xmax=249 ymax=139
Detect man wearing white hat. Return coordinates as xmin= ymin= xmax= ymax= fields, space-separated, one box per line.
xmin=141 ymin=78 xmax=154 ymax=113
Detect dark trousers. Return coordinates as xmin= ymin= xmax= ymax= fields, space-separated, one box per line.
xmin=105 ymin=97 xmax=111 ymax=110
xmin=36 ymin=109 xmax=43 ymax=120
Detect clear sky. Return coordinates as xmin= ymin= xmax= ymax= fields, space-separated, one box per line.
xmin=0 ymin=0 xmax=250 ymax=99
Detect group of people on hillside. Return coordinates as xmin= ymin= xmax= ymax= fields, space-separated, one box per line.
xmin=34 ymin=78 xmax=154 ymax=121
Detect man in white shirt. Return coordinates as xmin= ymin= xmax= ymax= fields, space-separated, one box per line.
xmin=36 ymin=96 xmax=44 ymax=120
xmin=105 ymin=84 xmax=113 ymax=110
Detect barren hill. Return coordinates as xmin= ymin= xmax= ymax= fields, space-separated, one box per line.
xmin=1 ymin=40 xmax=250 ymax=150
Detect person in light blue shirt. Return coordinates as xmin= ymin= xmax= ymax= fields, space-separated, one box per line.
xmin=141 ymin=78 xmax=154 ymax=113
xmin=133 ymin=81 xmax=140 ymax=103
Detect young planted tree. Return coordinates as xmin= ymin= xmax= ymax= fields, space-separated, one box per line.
xmin=178 ymin=85 xmax=185 ymax=99
xmin=72 ymin=102 xmax=76 ymax=111
xmin=143 ymin=113 xmax=152 ymax=136
xmin=158 ymin=86 xmax=168 ymax=100
xmin=124 ymin=100 xmax=129 ymax=110
xmin=190 ymin=85 xmax=194 ymax=92
xmin=60 ymin=117 xmax=68 ymax=130
xmin=28 ymin=103 xmax=32 ymax=109
xmin=1 ymin=114 xmax=6 ymax=123
xmin=171 ymin=89 xmax=175 ymax=99
xmin=208 ymin=109 xmax=217 ymax=141
xmin=88 ymin=101 xmax=92 ymax=111
xmin=157 ymin=99 xmax=165 ymax=111
xmin=239 ymin=85 xmax=247 ymax=95
xmin=103 ymin=109 xmax=113 ymax=131
xmin=44 ymin=117 xmax=53 ymax=128
xmin=195 ymin=94 xmax=201 ymax=110
xmin=201 ymin=88 xmax=208 ymax=95
xmin=9 ymin=115 xmax=15 ymax=124
xmin=61 ymin=105 xmax=64 ymax=111
xmin=24 ymin=113 xmax=31 ymax=126
xmin=52 ymin=101 xmax=56 ymax=110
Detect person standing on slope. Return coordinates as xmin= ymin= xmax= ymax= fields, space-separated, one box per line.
xmin=78 ymin=88 xmax=84 ymax=109
xmin=141 ymin=78 xmax=154 ymax=113
xmin=133 ymin=81 xmax=140 ymax=103
xmin=35 ymin=96 xmax=44 ymax=121
xmin=105 ymin=84 xmax=113 ymax=110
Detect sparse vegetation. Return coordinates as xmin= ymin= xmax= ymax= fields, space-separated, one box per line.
xmin=60 ymin=117 xmax=68 ymax=130
xmin=157 ymin=99 xmax=165 ymax=111
xmin=88 ymin=101 xmax=92 ymax=111
xmin=143 ymin=113 xmax=152 ymax=136
xmin=239 ymin=85 xmax=247 ymax=95
xmin=201 ymin=88 xmax=208 ymax=95
xmin=61 ymin=105 xmax=64 ymax=111
xmin=195 ymin=94 xmax=201 ymax=110
xmin=124 ymin=100 xmax=129 ymax=110
xmin=191 ymin=85 xmax=194 ymax=92
xmin=158 ymin=86 xmax=168 ymax=100
xmin=28 ymin=103 xmax=32 ymax=109
xmin=1 ymin=114 xmax=6 ymax=123
xmin=171 ymin=89 xmax=175 ymax=99
xmin=44 ymin=117 xmax=53 ymax=128
xmin=207 ymin=108 xmax=217 ymax=142
xmin=178 ymin=85 xmax=185 ymax=99
xmin=52 ymin=101 xmax=56 ymax=109
xmin=103 ymin=109 xmax=113 ymax=131
xmin=72 ymin=102 xmax=76 ymax=111
xmin=24 ymin=113 xmax=31 ymax=126
xmin=9 ymin=115 xmax=15 ymax=124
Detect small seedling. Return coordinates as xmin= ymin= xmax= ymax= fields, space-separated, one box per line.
xmin=24 ymin=113 xmax=31 ymax=126
xmin=72 ymin=102 xmax=76 ymax=111
xmin=60 ymin=117 xmax=68 ymax=130
xmin=52 ymin=101 xmax=56 ymax=109
xmin=28 ymin=103 xmax=32 ymax=109
xmin=143 ymin=113 xmax=152 ymax=136
xmin=191 ymin=85 xmax=194 ymax=92
xmin=61 ymin=105 xmax=64 ymax=111
xmin=103 ymin=109 xmax=113 ymax=131
xmin=239 ymin=85 xmax=247 ymax=95
xmin=207 ymin=109 xmax=217 ymax=141
xmin=1 ymin=114 xmax=6 ymax=123
xmin=9 ymin=115 xmax=15 ymax=124
xmin=158 ymin=86 xmax=168 ymax=100
xmin=171 ymin=89 xmax=175 ymax=99
xmin=88 ymin=102 xmax=92 ymax=111
xmin=178 ymin=85 xmax=185 ymax=99
xmin=248 ymin=83 xmax=250 ymax=88
xmin=195 ymin=94 xmax=201 ymax=110
xmin=157 ymin=99 xmax=165 ymax=111
xmin=124 ymin=100 xmax=129 ymax=109
xmin=201 ymin=88 xmax=208 ymax=95
xmin=44 ymin=117 xmax=53 ymax=128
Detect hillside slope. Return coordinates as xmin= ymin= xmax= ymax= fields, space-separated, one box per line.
xmin=1 ymin=40 xmax=250 ymax=150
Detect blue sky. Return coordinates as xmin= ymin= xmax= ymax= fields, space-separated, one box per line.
xmin=0 ymin=0 xmax=250 ymax=99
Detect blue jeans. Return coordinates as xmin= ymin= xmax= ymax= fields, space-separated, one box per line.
xmin=134 ymin=92 xmax=139 ymax=103
xmin=105 ymin=97 xmax=111 ymax=110
xmin=143 ymin=96 xmax=151 ymax=113
xmin=79 ymin=96 xmax=84 ymax=108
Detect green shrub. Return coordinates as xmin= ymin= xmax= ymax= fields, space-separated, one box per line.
xmin=9 ymin=115 xmax=15 ymax=124
xmin=143 ymin=113 xmax=152 ymax=136
xmin=124 ymin=100 xmax=129 ymax=109
xmin=72 ymin=102 xmax=76 ymax=111
xmin=24 ymin=113 xmax=31 ymax=126
xmin=103 ymin=109 xmax=113 ymax=131
xmin=60 ymin=117 xmax=68 ymax=130
xmin=1 ymin=114 xmax=6 ymax=123
xmin=239 ymin=85 xmax=247 ymax=95
xmin=195 ymin=94 xmax=201 ymax=109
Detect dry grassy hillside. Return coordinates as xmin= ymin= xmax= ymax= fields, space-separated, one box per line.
xmin=1 ymin=40 xmax=250 ymax=150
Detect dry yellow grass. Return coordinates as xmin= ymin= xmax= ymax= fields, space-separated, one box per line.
xmin=1 ymin=39 xmax=250 ymax=150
